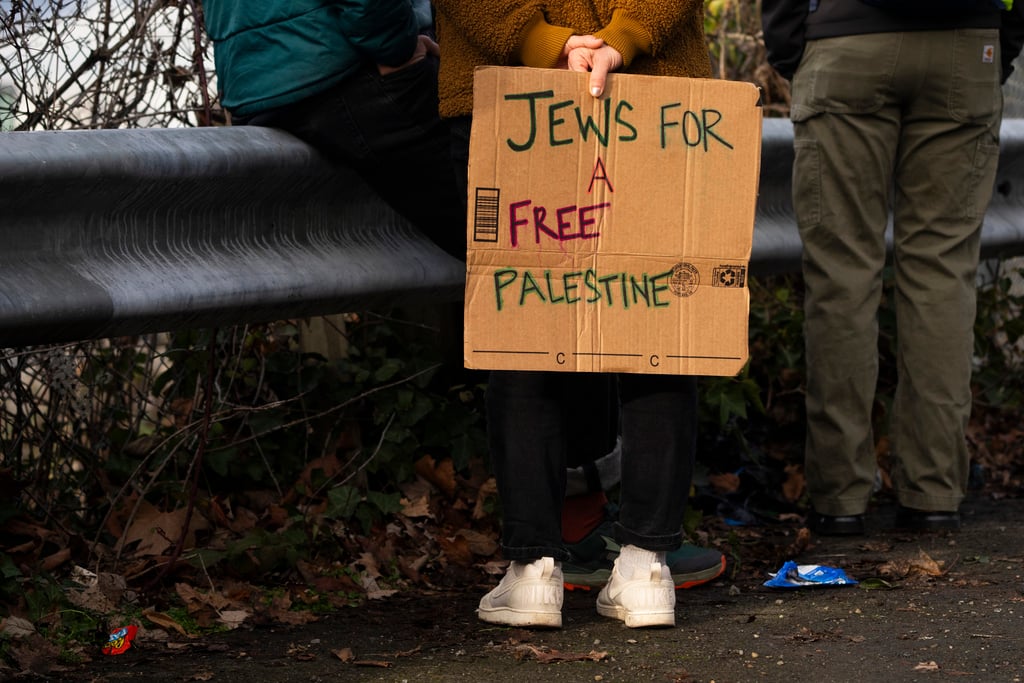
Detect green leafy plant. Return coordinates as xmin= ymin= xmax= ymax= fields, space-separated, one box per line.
xmin=974 ymin=257 xmax=1024 ymax=408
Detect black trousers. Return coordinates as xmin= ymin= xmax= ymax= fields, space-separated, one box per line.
xmin=240 ymin=58 xmax=465 ymax=260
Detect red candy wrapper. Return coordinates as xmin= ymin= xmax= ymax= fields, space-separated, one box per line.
xmin=102 ymin=625 xmax=138 ymax=655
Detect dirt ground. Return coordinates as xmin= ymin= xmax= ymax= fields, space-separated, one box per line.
xmin=41 ymin=494 xmax=1024 ymax=683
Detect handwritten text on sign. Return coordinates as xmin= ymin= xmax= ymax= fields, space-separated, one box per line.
xmin=484 ymin=88 xmax=737 ymax=311
xmin=502 ymin=90 xmax=734 ymax=152
xmin=464 ymin=67 xmax=761 ymax=375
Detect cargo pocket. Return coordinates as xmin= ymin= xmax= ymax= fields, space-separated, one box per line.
xmin=964 ymin=134 xmax=1001 ymax=220
xmin=792 ymin=138 xmax=822 ymax=231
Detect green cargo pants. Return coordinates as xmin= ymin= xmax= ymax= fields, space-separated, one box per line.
xmin=790 ymin=30 xmax=1003 ymax=516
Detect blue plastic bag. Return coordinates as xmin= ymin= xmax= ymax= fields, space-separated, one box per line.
xmin=764 ymin=561 xmax=858 ymax=589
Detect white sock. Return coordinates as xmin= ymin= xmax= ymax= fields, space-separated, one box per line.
xmin=509 ymin=557 xmax=559 ymax=579
xmin=564 ymin=438 xmax=622 ymax=496
xmin=617 ymin=545 xmax=666 ymax=579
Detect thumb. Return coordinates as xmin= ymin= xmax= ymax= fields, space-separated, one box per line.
xmin=588 ymin=50 xmax=622 ymax=97
xmin=588 ymin=68 xmax=608 ymax=98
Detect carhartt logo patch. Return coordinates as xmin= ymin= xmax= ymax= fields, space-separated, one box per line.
xmin=983 ymin=45 xmax=996 ymax=63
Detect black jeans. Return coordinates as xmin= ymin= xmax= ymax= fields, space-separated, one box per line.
xmin=240 ymin=58 xmax=464 ymax=260
xmin=448 ymin=117 xmax=698 ymax=560
xmin=486 ymin=371 xmax=698 ymax=561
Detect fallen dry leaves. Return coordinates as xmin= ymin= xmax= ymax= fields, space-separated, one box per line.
xmin=878 ymin=550 xmax=947 ymax=581
xmin=415 ymin=454 xmax=458 ymax=498
xmin=781 ymin=464 xmax=805 ymax=503
xmin=489 ymin=630 xmax=609 ymax=664
xmin=143 ymin=609 xmax=191 ymax=637
xmin=117 ymin=500 xmax=209 ymax=558
xmin=512 ymin=644 xmax=610 ymax=664
xmin=708 ymin=471 xmax=741 ymax=495
xmin=0 ymin=390 xmax=1019 ymax=682
xmin=0 ymin=447 xmax=506 ymax=669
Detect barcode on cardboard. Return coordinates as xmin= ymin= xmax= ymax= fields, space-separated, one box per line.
xmin=473 ymin=187 xmax=500 ymax=242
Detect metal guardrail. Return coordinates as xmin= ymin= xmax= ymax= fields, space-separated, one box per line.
xmin=1 ymin=120 xmax=1022 ymax=347
xmin=0 ymin=126 xmax=465 ymax=346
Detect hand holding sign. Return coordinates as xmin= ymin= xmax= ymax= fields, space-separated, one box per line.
xmin=557 ymin=34 xmax=605 ymax=69
xmin=566 ymin=44 xmax=624 ymax=97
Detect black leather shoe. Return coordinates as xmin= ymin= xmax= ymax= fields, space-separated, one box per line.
xmin=895 ymin=506 xmax=960 ymax=532
xmin=807 ymin=511 xmax=865 ymax=536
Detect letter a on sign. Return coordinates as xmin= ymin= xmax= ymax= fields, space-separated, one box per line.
xmin=588 ymin=157 xmax=614 ymax=193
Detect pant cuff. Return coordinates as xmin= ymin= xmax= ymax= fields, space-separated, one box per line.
xmin=501 ymin=544 xmax=571 ymax=562
xmin=613 ymin=522 xmax=680 ymax=552
xmin=895 ymin=491 xmax=963 ymax=513
xmin=810 ymin=498 xmax=869 ymax=517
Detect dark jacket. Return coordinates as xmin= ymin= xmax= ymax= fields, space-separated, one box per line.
xmin=203 ymin=0 xmax=421 ymax=117
xmin=762 ymin=0 xmax=1024 ymax=81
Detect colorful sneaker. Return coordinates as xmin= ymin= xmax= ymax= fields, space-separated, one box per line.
xmin=562 ymin=521 xmax=726 ymax=591
xmin=477 ymin=557 xmax=563 ymax=628
xmin=665 ymin=542 xmax=728 ymax=589
xmin=596 ymin=557 xmax=676 ymax=628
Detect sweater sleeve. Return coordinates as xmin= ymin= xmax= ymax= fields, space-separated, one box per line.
xmin=594 ymin=10 xmax=653 ymax=68
xmin=596 ymin=0 xmax=704 ymax=57
xmin=515 ymin=11 xmax=576 ymax=67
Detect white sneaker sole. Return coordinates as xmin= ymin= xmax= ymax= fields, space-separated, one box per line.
xmin=477 ymin=607 xmax=562 ymax=628
xmin=596 ymin=601 xmax=675 ymax=628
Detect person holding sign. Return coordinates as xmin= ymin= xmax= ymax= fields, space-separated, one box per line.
xmin=762 ymin=0 xmax=1024 ymax=535
xmin=433 ymin=0 xmax=716 ymax=629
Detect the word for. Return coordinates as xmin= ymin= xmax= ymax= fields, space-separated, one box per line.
xmin=493 ymin=267 xmax=674 ymax=311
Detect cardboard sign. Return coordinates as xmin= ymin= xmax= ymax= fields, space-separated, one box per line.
xmin=464 ymin=66 xmax=762 ymax=377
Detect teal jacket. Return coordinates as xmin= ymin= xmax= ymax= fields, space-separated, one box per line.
xmin=203 ymin=0 xmax=421 ymax=117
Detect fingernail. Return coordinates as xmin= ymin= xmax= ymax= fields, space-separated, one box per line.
xmin=591 ymin=87 xmax=601 ymax=97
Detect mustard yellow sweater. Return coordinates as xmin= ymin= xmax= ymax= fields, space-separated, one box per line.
xmin=433 ymin=0 xmax=712 ymax=118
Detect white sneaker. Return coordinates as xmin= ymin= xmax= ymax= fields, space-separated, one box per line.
xmin=596 ymin=558 xmax=676 ymax=628
xmin=477 ymin=557 xmax=563 ymax=628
